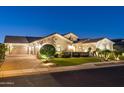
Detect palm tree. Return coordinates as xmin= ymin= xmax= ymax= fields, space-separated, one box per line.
xmin=95 ymin=48 xmax=101 ymax=57
xmin=0 ymin=44 xmax=8 ymax=62
xmin=88 ymin=47 xmax=92 ymax=56
xmin=112 ymin=50 xmax=122 ymax=61
xmin=113 ymin=45 xmax=123 ymax=61
xmin=100 ymin=50 xmax=111 ymax=61
xmin=95 ymin=48 xmax=112 ymax=61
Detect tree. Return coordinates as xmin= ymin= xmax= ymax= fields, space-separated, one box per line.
xmin=95 ymin=48 xmax=112 ymax=61
xmin=39 ymin=44 xmax=56 ymax=62
xmin=88 ymin=47 xmax=92 ymax=53
xmin=112 ymin=50 xmax=122 ymax=61
xmin=0 ymin=44 xmax=8 ymax=62
xmin=100 ymin=50 xmax=111 ymax=61
xmin=114 ymin=45 xmax=124 ymax=53
xmin=94 ymin=48 xmax=101 ymax=57
xmin=112 ymin=45 xmax=123 ymax=61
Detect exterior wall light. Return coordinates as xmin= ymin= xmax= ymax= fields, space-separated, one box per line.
xmin=68 ymin=45 xmax=74 ymax=51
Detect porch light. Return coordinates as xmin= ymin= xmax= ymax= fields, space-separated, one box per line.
xmin=79 ymin=46 xmax=81 ymax=49
xmin=68 ymin=45 xmax=75 ymax=57
xmin=36 ymin=45 xmax=41 ymax=49
xmin=84 ymin=49 xmax=88 ymax=52
xmin=68 ymin=45 xmax=75 ymax=52
xmin=28 ymin=46 xmax=31 ymax=50
xmin=68 ymin=45 xmax=74 ymax=50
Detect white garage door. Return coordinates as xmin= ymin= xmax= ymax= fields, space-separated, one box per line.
xmin=11 ymin=45 xmax=28 ymax=54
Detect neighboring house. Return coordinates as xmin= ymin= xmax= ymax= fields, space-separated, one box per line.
xmin=112 ymin=39 xmax=124 ymax=51
xmin=4 ymin=32 xmax=115 ymax=55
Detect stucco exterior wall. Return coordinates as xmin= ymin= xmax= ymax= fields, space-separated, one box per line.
xmin=5 ymin=43 xmax=30 ymax=55
xmin=73 ymin=38 xmax=114 ymax=52
xmin=96 ymin=38 xmax=114 ymax=51
xmin=64 ymin=33 xmax=78 ymax=41
xmin=31 ymin=34 xmax=73 ymax=55
xmin=73 ymin=42 xmax=96 ymax=52
xmin=5 ymin=36 xmax=114 ymax=55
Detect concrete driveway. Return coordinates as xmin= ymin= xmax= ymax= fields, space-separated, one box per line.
xmin=0 ymin=54 xmax=44 ymax=71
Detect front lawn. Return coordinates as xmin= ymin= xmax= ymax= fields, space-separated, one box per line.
xmin=51 ymin=57 xmax=101 ymax=66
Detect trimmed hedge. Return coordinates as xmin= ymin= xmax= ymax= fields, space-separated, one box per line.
xmin=0 ymin=44 xmax=7 ymax=62
xmin=55 ymin=52 xmax=89 ymax=58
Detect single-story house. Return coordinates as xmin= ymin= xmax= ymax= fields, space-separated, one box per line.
xmin=112 ymin=39 xmax=124 ymax=51
xmin=4 ymin=32 xmax=115 ymax=55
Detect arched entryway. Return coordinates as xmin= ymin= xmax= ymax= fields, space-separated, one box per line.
xmin=32 ymin=43 xmax=56 ymax=55
xmin=40 ymin=44 xmax=56 ymax=52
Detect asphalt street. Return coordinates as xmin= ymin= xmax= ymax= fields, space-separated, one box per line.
xmin=1 ymin=65 xmax=124 ymax=87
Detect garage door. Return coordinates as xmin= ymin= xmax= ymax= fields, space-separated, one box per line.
xmin=11 ymin=45 xmax=28 ymax=54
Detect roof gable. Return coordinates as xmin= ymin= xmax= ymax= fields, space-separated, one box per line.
xmin=77 ymin=38 xmax=114 ymax=44
xmin=4 ymin=33 xmax=73 ymax=44
xmin=63 ymin=32 xmax=78 ymax=38
xmin=77 ymin=38 xmax=104 ymax=43
xmin=33 ymin=33 xmax=73 ymax=43
xmin=97 ymin=38 xmax=115 ymax=44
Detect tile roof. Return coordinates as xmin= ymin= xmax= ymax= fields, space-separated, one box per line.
xmin=4 ymin=36 xmax=42 ymax=43
xmin=77 ymin=38 xmax=104 ymax=43
xmin=112 ymin=39 xmax=124 ymax=45
xmin=26 ymin=36 xmax=42 ymax=43
xmin=4 ymin=33 xmax=72 ymax=43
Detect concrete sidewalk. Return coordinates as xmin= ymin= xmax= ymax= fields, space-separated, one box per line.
xmin=1 ymin=61 xmax=124 ymax=78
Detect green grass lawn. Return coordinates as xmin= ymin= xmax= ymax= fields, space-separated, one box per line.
xmin=51 ymin=57 xmax=101 ymax=66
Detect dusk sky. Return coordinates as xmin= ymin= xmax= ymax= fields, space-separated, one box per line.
xmin=0 ymin=6 xmax=124 ymax=43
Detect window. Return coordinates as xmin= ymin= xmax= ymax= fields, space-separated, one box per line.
xmin=56 ymin=47 xmax=61 ymax=51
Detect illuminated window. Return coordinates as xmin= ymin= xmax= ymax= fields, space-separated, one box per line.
xmin=56 ymin=47 xmax=61 ymax=51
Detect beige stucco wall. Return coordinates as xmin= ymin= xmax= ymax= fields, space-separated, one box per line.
xmin=6 ymin=34 xmax=73 ymax=55
xmin=31 ymin=34 xmax=73 ymax=55
xmin=5 ymin=43 xmax=30 ymax=55
xmin=64 ymin=33 xmax=78 ymax=41
xmin=73 ymin=38 xmax=114 ymax=52
xmin=96 ymin=38 xmax=114 ymax=51
xmin=6 ymin=36 xmax=114 ymax=55
xmin=73 ymin=42 xmax=96 ymax=52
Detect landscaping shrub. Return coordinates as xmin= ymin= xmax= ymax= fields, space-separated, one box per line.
xmin=72 ymin=52 xmax=80 ymax=57
xmin=62 ymin=52 xmax=71 ymax=58
xmin=0 ymin=44 xmax=7 ymax=62
xmin=60 ymin=52 xmax=89 ymax=58
xmin=54 ymin=51 xmax=64 ymax=58
xmin=112 ymin=50 xmax=122 ymax=61
xmin=94 ymin=48 xmax=123 ymax=61
xmin=94 ymin=48 xmax=112 ymax=61
xmin=39 ymin=44 xmax=56 ymax=62
xmin=100 ymin=50 xmax=112 ymax=61
xmin=54 ymin=53 xmax=59 ymax=58
xmin=80 ymin=52 xmax=89 ymax=57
